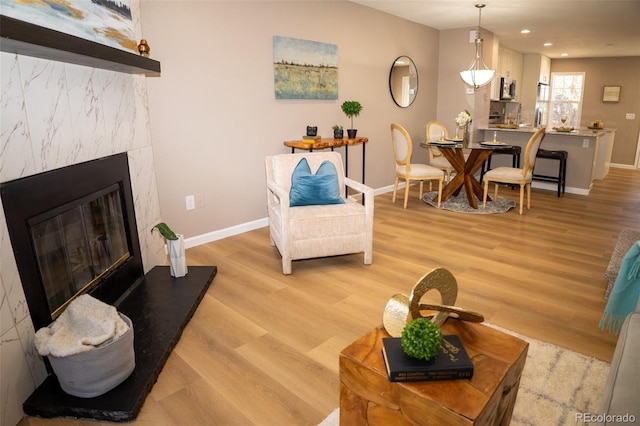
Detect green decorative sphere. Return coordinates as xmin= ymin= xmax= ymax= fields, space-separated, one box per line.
xmin=401 ymin=318 xmax=443 ymax=361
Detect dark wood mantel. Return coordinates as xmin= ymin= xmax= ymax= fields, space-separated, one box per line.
xmin=0 ymin=15 xmax=161 ymax=75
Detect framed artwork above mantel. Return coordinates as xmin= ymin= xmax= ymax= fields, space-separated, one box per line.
xmin=602 ymin=86 xmax=621 ymax=103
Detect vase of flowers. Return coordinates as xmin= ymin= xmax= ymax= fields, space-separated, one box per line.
xmin=455 ymin=110 xmax=472 ymax=144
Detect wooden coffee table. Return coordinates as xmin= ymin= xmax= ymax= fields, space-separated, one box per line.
xmin=339 ymin=321 xmax=528 ymax=425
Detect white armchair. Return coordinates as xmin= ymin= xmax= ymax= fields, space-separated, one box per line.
xmin=265 ymin=152 xmax=374 ymax=274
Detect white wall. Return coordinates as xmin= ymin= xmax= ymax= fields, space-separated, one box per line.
xmin=141 ymin=1 xmax=441 ymax=240
xmin=0 ymin=3 xmax=166 ymax=424
xmin=551 ymin=57 xmax=640 ymax=166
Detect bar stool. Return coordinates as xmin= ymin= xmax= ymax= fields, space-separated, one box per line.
xmin=480 ymin=145 xmax=521 ymax=182
xmin=532 ymin=149 xmax=567 ymax=197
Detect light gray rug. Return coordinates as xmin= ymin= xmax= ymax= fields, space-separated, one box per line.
xmin=319 ymin=324 xmax=610 ymax=426
xmin=422 ymin=190 xmax=516 ymax=214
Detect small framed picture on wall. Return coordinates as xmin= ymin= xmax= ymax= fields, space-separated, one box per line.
xmin=602 ymin=86 xmax=621 ymax=103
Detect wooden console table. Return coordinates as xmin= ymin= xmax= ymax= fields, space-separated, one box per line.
xmin=340 ymin=321 xmax=528 ymax=425
xmin=283 ymin=137 xmax=368 ymax=184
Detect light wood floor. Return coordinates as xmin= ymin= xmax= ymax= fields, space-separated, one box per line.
xmin=21 ymin=168 xmax=640 ymax=426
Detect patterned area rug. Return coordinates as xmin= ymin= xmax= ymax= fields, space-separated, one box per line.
xmin=422 ymin=190 xmax=516 ymax=214
xmin=319 ymin=324 xmax=610 ymax=426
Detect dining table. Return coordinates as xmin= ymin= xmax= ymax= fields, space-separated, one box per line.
xmin=420 ymin=139 xmax=511 ymax=209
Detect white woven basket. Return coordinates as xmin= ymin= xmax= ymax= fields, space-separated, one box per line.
xmin=47 ymin=313 xmax=135 ymax=398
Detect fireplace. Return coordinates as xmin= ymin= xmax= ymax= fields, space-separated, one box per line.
xmin=1 ymin=153 xmax=216 ymax=421
xmin=30 ymin=185 xmax=129 ymax=318
xmin=1 ymin=153 xmax=143 ymax=334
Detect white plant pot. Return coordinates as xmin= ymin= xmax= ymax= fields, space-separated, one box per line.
xmin=167 ymin=234 xmax=188 ymax=277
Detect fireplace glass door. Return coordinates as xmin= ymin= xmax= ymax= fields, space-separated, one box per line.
xmin=29 ymin=184 xmax=130 ymax=317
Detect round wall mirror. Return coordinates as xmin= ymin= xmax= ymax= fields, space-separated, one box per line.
xmin=389 ymin=56 xmax=418 ymax=107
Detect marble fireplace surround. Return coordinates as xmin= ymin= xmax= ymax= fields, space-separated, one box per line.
xmin=0 ymin=1 xmax=183 ymax=423
xmin=0 ymin=23 xmax=169 ymax=422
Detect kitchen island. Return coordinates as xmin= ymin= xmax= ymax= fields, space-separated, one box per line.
xmin=479 ymin=127 xmax=616 ymax=195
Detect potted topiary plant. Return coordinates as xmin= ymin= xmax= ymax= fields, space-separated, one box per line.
xmin=151 ymin=222 xmax=188 ymax=277
xmin=341 ymin=100 xmax=363 ymax=139
xmin=332 ymin=125 xmax=344 ymax=139
xmin=401 ymin=317 xmax=443 ymax=361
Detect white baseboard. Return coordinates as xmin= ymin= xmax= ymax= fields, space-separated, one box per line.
xmin=610 ymin=162 xmax=637 ymax=170
xmin=375 ymin=184 xmax=396 ymax=195
xmin=530 ymin=181 xmax=589 ymax=195
xmin=183 ymin=218 xmax=268 ymax=249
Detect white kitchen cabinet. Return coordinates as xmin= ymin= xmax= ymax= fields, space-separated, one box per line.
xmin=495 ymin=46 xmax=523 ymax=100
xmin=523 ymin=53 xmax=551 ymax=84
xmin=539 ymin=54 xmax=551 ymax=84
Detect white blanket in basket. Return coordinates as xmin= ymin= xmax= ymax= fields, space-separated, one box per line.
xmin=35 ymin=294 xmax=129 ymax=357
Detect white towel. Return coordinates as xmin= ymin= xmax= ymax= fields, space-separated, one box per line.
xmin=35 ymin=294 xmax=129 ymax=357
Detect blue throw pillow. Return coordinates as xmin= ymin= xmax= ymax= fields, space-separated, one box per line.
xmin=289 ymin=158 xmax=345 ymax=207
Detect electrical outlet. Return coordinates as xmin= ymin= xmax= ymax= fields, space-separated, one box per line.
xmin=626 ymin=113 xmax=636 ymax=120
xmin=196 ymin=193 xmax=205 ymax=207
xmin=466 ymin=88 xmax=474 ymax=95
xmin=582 ymin=139 xmax=589 ymax=148
xmin=185 ymin=195 xmax=195 ymax=210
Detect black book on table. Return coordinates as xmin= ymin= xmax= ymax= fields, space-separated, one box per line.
xmin=382 ymin=335 xmax=474 ymax=382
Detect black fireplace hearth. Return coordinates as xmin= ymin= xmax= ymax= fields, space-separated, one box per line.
xmin=23 ymin=265 xmax=217 ymax=421
xmin=0 ymin=153 xmax=217 ymax=421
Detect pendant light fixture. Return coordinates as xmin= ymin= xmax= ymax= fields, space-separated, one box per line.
xmin=460 ymin=4 xmax=495 ymax=89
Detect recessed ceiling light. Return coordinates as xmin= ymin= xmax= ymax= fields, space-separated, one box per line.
xmin=521 ymin=29 xmax=531 ymax=34
xmin=561 ymin=53 xmax=569 ymax=57
xmin=543 ymin=42 xmax=553 ymax=47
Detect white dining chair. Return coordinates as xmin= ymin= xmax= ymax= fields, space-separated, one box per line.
xmin=482 ymin=128 xmax=546 ymax=214
xmin=391 ymin=123 xmax=444 ymax=209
